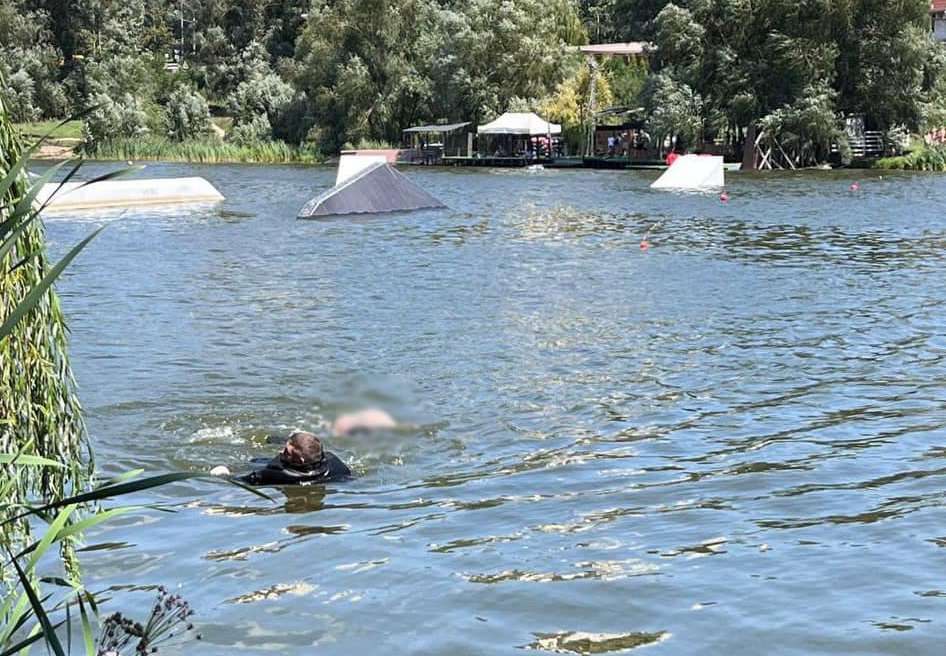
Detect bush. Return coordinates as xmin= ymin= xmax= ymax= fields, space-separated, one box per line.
xmin=228 ymin=70 xmax=293 ymax=125
xmin=228 ymin=113 xmax=273 ymax=144
xmin=876 ymin=143 xmax=946 ymax=171
xmin=164 ymin=85 xmax=211 ymax=141
xmin=6 ymin=69 xmax=39 ymax=122
xmin=83 ymin=92 xmax=150 ymax=149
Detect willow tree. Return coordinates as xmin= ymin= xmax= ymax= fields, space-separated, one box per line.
xmin=0 ymin=79 xmax=91 ymax=557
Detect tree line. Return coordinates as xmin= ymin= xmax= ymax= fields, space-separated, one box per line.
xmin=2 ymin=0 xmax=944 ymax=162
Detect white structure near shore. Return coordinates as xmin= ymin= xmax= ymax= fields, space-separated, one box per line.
xmin=38 ymin=177 xmax=224 ymax=211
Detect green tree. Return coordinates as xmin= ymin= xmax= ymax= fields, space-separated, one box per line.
xmin=294 ymin=0 xmax=441 ymax=150
xmin=626 ymin=0 xmax=946 ymax=164
xmin=644 ymin=72 xmax=701 ymax=152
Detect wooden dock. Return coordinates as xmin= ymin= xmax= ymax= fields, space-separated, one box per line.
xmin=443 ymin=156 xmax=554 ymax=168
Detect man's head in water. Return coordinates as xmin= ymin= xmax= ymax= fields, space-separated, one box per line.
xmin=280 ymin=431 xmax=324 ymax=469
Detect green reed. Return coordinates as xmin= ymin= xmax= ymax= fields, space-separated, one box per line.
xmin=84 ymin=138 xmax=322 ymax=164
xmin=0 ymin=75 xmax=91 ymax=574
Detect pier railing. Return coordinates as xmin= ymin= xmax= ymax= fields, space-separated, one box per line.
xmin=847 ymin=131 xmax=883 ymax=158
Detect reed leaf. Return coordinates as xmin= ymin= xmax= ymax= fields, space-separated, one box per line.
xmin=0 ymin=225 xmax=106 ymax=342
xmin=0 ymin=620 xmax=61 ymax=656
xmin=4 ymin=545 xmax=65 ymax=656
xmin=0 ymin=454 xmax=63 ymax=467
xmin=77 ymin=594 xmax=94 ymax=656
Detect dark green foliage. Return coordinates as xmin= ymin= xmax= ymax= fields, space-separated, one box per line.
xmin=4 ymin=0 xmax=945 ymax=160
xmin=597 ymin=0 xmax=946 ymax=165
xmin=293 ymin=0 xmax=579 ymax=151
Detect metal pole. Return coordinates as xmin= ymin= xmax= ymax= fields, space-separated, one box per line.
xmin=180 ymin=0 xmax=185 ymax=64
xmin=586 ymin=56 xmax=598 ymax=158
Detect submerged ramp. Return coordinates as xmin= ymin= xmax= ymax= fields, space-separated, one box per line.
xmin=39 ymin=177 xmax=224 ymax=211
xmin=298 ymin=159 xmax=444 ymax=219
xmin=650 ymin=155 xmax=724 ymax=190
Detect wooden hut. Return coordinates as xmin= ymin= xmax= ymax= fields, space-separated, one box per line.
xmin=402 ymin=122 xmax=473 ymax=164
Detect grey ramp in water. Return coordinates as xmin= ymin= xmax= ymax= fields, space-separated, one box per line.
xmin=298 ymin=162 xmax=445 ymax=218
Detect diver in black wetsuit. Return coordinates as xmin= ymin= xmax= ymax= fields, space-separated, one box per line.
xmin=237 ymin=431 xmax=351 ymax=486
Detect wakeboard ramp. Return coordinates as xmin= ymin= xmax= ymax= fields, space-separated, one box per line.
xmin=650 ymin=154 xmax=724 ymax=190
xmin=38 ymin=177 xmax=224 ymax=211
xmin=298 ymin=155 xmax=445 ymax=218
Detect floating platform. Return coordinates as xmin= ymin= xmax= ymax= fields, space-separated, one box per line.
xmin=298 ymin=156 xmax=444 ymax=218
xmin=39 ymin=177 xmax=224 ymax=211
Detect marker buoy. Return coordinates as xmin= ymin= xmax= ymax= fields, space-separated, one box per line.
xmin=640 ymin=240 xmax=650 ymax=251
xmin=849 ymin=182 xmax=860 ymax=192
xmin=720 ymin=191 xmax=730 ymax=202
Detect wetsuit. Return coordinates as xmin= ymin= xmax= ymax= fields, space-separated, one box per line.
xmin=239 ymin=451 xmax=351 ymax=486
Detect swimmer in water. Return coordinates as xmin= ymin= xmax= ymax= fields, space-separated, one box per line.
xmin=211 ymin=431 xmax=351 ymax=485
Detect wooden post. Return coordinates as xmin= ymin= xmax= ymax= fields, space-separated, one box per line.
xmin=741 ymin=123 xmax=758 ymax=171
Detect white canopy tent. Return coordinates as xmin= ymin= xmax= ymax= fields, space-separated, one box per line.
xmin=477 ymin=112 xmax=561 ymax=136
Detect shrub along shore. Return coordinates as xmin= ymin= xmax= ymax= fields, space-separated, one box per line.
xmin=875 ymin=144 xmax=946 ymax=172
xmin=15 ymin=120 xmax=323 ymax=163
xmin=84 ymin=137 xmax=322 ymax=164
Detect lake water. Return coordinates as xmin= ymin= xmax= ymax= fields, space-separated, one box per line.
xmin=44 ymin=162 xmax=946 ymax=654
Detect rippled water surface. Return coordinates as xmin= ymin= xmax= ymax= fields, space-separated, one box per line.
xmin=45 ymin=162 xmax=946 ymax=654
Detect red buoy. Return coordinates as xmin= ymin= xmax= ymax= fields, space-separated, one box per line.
xmin=720 ymin=191 xmax=730 ymax=202
xmin=640 ymin=240 xmax=650 ymax=251
xmin=850 ymin=182 xmax=860 ymax=192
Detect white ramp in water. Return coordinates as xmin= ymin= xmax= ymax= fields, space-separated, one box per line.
xmin=39 ymin=177 xmax=224 ymax=211
xmin=650 ymin=155 xmax=724 ymax=190
xmin=336 ymin=154 xmax=388 ymax=186
xmin=298 ymin=158 xmax=444 ymax=219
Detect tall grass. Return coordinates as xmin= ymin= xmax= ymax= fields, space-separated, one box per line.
xmin=875 ymin=143 xmax=946 ymax=171
xmin=84 ymin=137 xmax=322 ymax=164
xmin=342 ymin=137 xmax=398 ymax=151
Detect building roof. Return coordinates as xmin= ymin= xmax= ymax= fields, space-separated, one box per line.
xmin=403 ymin=122 xmax=471 ymax=133
xmin=933 ymin=0 xmax=946 ymax=12
xmin=576 ymin=42 xmax=650 ymax=57
xmin=477 ymin=112 xmax=561 ymax=136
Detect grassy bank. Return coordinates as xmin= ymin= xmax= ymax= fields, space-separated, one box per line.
xmin=14 ymin=119 xmax=84 ymax=139
xmin=875 ymin=144 xmax=946 ymax=171
xmin=85 ymin=137 xmax=322 ymax=164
